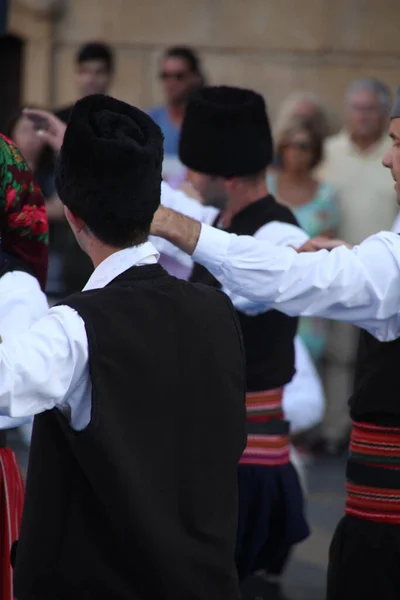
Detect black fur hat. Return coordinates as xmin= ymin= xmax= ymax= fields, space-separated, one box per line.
xmin=179 ymin=86 xmax=273 ymax=177
xmin=56 ymin=94 xmax=164 ymax=247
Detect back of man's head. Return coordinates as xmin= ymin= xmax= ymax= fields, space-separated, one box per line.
xmin=56 ymin=94 xmax=164 ymax=248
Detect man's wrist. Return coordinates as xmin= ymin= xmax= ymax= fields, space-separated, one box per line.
xmin=151 ymin=206 xmax=201 ymax=255
xmin=166 ymin=210 xmax=201 ymax=255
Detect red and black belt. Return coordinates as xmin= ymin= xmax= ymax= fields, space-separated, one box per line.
xmin=240 ymin=388 xmax=290 ymax=467
xmin=345 ymin=420 xmax=400 ymax=524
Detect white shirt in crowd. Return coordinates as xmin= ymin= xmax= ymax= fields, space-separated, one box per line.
xmin=0 ymin=271 xmax=48 ymax=429
xmin=317 ymin=131 xmax=397 ymax=244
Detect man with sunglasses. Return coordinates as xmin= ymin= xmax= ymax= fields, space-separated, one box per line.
xmin=148 ymin=46 xmax=204 ymax=158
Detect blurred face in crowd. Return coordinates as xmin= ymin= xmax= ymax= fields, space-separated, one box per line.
xmin=281 ymin=129 xmax=315 ymax=174
xmin=383 ymin=119 xmax=400 ymax=204
xmin=293 ymin=100 xmax=319 ymax=121
xmin=186 ymin=170 xmax=227 ymax=210
xmin=12 ymin=115 xmax=45 ymax=165
xmin=76 ymin=59 xmax=113 ymax=97
xmin=346 ymin=89 xmax=387 ymax=143
xmin=159 ymin=56 xmax=201 ymax=106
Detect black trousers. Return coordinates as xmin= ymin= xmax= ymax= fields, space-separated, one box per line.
xmin=327 ymin=515 xmax=400 ymax=600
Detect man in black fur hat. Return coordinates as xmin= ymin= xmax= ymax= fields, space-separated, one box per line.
xmin=151 ymin=87 xmax=400 ymax=600
xmin=153 ymin=86 xmax=310 ymax=585
xmin=0 ymin=94 xmax=247 ymax=600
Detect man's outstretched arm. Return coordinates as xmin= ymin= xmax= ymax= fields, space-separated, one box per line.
xmin=151 ymin=206 xmax=400 ymax=340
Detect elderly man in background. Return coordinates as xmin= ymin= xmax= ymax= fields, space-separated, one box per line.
xmin=315 ymin=78 xmax=396 ymax=455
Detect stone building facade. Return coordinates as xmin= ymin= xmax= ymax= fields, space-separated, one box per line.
xmin=8 ymin=0 xmax=400 ymax=123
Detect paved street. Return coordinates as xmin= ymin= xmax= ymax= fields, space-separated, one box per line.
xmin=241 ymin=455 xmax=346 ymax=600
xmin=283 ymin=456 xmax=346 ymax=600
xmin=11 ymin=431 xmax=346 ymax=600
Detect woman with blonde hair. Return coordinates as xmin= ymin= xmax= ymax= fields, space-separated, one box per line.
xmin=274 ymin=91 xmax=339 ymax=141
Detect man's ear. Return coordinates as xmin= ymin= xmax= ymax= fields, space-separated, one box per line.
xmin=64 ymin=206 xmax=85 ymax=233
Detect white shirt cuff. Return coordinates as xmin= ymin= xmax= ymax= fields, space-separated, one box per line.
xmin=193 ymin=223 xmax=232 ymax=274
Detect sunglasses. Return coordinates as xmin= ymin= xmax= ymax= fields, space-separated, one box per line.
xmin=159 ymin=71 xmax=189 ymax=82
xmin=283 ymin=141 xmax=313 ymax=151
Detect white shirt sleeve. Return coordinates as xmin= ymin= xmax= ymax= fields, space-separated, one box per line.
xmin=283 ymin=337 xmax=325 ymax=434
xmin=193 ymin=225 xmax=400 ymax=341
xmin=0 ymin=271 xmax=49 ymax=341
xmin=0 ymin=305 xmax=89 ymax=420
xmin=0 ymin=271 xmax=49 ymax=429
xmin=254 ymin=221 xmax=309 ymax=249
xmin=220 ymin=221 xmax=309 ymax=315
xmin=150 ymin=182 xmax=218 ymax=265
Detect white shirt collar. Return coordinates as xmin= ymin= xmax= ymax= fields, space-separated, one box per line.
xmin=82 ymin=241 xmax=160 ymax=292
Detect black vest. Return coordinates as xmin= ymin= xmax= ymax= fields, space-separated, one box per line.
xmin=191 ymin=196 xmax=299 ymax=392
xmin=351 ymin=330 xmax=400 ymax=427
xmin=14 ymin=264 xmax=246 ymax=600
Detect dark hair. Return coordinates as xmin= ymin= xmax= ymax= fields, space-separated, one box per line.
xmin=76 ymin=42 xmax=114 ymax=73
xmin=275 ymin=116 xmax=323 ymax=170
xmin=164 ymin=46 xmax=205 ymax=83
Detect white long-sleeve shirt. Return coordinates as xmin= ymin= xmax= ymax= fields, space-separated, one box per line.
xmin=0 ymin=243 xmax=159 ymax=431
xmin=151 ymin=182 xmax=309 ymax=316
xmin=191 ymin=223 xmax=400 ymax=341
xmin=0 ymin=270 xmax=48 ymax=429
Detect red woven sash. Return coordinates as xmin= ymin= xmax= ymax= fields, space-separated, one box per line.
xmin=345 ymin=421 xmax=400 ymax=524
xmin=240 ymin=388 xmax=290 ymax=467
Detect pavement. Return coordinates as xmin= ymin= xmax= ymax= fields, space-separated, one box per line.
xmin=10 ymin=431 xmax=346 ymax=600
xmin=282 ymin=455 xmax=346 ymax=600
xmin=242 ymin=454 xmax=347 ymax=600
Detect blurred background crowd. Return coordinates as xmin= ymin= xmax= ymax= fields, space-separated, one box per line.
xmin=3 ymin=1 xmax=400 ymax=598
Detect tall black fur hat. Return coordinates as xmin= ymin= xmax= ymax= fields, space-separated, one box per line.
xmin=56 ymin=94 xmax=164 ymax=246
xmin=179 ymin=86 xmax=273 ymax=177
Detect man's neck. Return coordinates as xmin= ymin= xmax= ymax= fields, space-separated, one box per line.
xmin=220 ymin=181 xmax=268 ymax=228
xmin=90 ymin=244 xmax=124 ymax=270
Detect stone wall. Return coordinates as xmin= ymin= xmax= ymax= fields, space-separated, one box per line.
xmin=10 ymin=0 xmax=400 ymax=123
